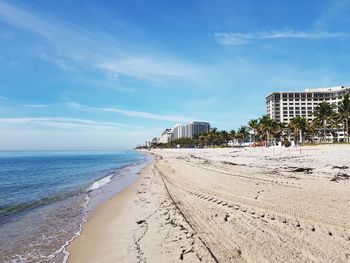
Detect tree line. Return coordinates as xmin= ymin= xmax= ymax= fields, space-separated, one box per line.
xmin=147 ymin=94 xmax=350 ymax=148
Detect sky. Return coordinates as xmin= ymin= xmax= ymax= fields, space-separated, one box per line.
xmin=0 ymin=0 xmax=350 ymax=150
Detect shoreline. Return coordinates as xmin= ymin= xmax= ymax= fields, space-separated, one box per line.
xmin=0 ymin=150 xmax=150 ymax=263
xmin=65 ymin=156 xmax=150 ymax=262
xmin=66 ymin=154 xmax=214 ymax=263
xmin=52 ymin=156 xmax=151 ymax=263
xmin=66 ymin=145 xmax=350 ymax=263
xmin=66 ymin=163 xmax=147 ymax=262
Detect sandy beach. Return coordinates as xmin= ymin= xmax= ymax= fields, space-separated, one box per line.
xmin=67 ymin=144 xmax=350 ymax=262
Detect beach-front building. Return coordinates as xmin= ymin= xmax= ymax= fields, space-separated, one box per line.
xmin=145 ymin=121 xmax=211 ymax=147
xmin=266 ymin=86 xmax=350 ymax=140
xmin=266 ymin=86 xmax=349 ymax=124
xmin=187 ymin=121 xmax=211 ymax=138
xmin=159 ymin=129 xmax=173 ymax=143
xmin=170 ymin=124 xmax=186 ymax=140
xmin=170 ymin=121 xmax=210 ymax=140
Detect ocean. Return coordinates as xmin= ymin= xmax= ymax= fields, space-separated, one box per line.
xmin=0 ymin=150 xmax=149 ymax=262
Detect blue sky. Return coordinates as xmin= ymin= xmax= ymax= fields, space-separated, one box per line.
xmin=1 ymin=0 xmax=350 ymax=150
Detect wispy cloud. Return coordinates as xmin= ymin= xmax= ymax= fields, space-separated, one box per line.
xmin=0 ymin=1 xmax=203 ymax=85
xmin=0 ymin=117 xmax=159 ymax=150
xmin=0 ymin=95 xmax=9 ymax=100
xmin=0 ymin=1 xmax=56 ymax=39
xmin=0 ymin=117 xmax=136 ymax=130
xmin=98 ymin=56 xmax=201 ymax=82
xmin=68 ymin=102 xmax=195 ymax=122
xmin=214 ymin=30 xmax=350 ymax=45
xmin=25 ymin=104 xmax=47 ymax=108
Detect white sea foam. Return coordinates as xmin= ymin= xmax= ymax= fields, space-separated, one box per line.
xmin=86 ymin=175 xmax=113 ymax=192
xmin=57 ymin=160 xmax=150 ymax=263
xmin=47 ymin=195 xmax=90 ymax=263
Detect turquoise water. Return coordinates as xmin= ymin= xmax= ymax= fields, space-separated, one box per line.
xmin=0 ymin=150 xmax=149 ymax=262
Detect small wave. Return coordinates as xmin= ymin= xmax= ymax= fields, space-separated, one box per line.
xmin=48 ymin=195 xmax=90 ymax=263
xmin=0 ymin=190 xmax=82 ymax=219
xmin=86 ymin=175 xmax=113 ymax=192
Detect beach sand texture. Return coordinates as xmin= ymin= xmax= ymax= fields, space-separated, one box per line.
xmin=68 ymin=145 xmax=350 ymax=262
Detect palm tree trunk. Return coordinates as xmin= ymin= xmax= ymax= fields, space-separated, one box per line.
xmin=346 ymin=118 xmax=349 ymax=142
xmin=299 ymin=130 xmax=303 ymax=144
xmin=323 ymin=120 xmax=326 ymax=143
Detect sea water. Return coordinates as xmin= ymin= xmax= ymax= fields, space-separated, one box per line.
xmin=0 ymin=150 xmax=149 ymax=262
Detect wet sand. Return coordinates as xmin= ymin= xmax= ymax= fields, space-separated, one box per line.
xmin=68 ymin=145 xmax=350 ymax=262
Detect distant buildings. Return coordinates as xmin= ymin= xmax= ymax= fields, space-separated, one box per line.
xmin=170 ymin=121 xmax=210 ymax=140
xmin=145 ymin=121 xmax=210 ymax=146
xmin=159 ymin=128 xmax=173 ymax=143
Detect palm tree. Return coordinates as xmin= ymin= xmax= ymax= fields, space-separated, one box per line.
xmin=229 ymin=129 xmax=236 ymax=146
xmin=272 ymin=121 xmax=285 ymax=143
xmin=307 ymin=121 xmax=317 ymax=143
xmin=313 ymin=101 xmax=335 ymax=142
xmin=289 ymin=116 xmax=308 ymax=144
xmin=219 ymin=130 xmax=230 ymax=145
xmin=337 ymin=94 xmax=350 ymax=142
xmin=229 ymin=129 xmax=236 ymax=139
xmin=248 ymin=119 xmax=259 ymax=143
xmin=210 ymin=127 xmax=218 ymax=134
xmin=258 ymin=115 xmax=277 ymax=146
xmin=237 ymin=126 xmax=249 ymax=143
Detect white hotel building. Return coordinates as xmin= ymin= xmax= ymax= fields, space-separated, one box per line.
xmin=266 ymin=86 xmax=350 ymax=123
xmin=152 ymin=121 xmax=211 ymax=145
xmin=266 ymin=86 xmax=350 ymax=139
xmin=170 ymin=121 xmax=210 ymax=140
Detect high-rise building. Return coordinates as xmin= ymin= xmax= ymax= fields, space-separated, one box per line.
xmin=266 ymin=86 xmax=350 ymax=140
xmin=170 ymin=124 xmax=184 ymax=140
xmin=159 ymin=128 xmax=173 ymax=143
xmin=170 ymin=121 xmax=210 ymax=140
xmin=187 ymin=121 xmax=211 ymax=138
xmin=147 ymin=121 xmax=210 ymax=146
xmin=266 ymin=86 xmax=350 ymax=124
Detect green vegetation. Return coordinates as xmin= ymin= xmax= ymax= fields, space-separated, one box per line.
xmin=140 ymin=95 xmax=350 ymax=149
xmin=337 ymin=94 xmax=350 ymax=142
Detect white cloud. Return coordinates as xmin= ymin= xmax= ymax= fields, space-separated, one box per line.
xmin=0 ymin=1 xmax=203 ymax=85
xmin=25 ymin=104 xmax=47 ymax=108
xmin=214 ymin=30 xmax=350 ymax=45
xmin=98 ymin=55 xmax=201 ymax=82
xmin=0 ymin=96 xmax=9 ymax=100
xmin=0 ymin=1 xmax=57 ymax=39
xmin=0 ymin=117 xmax=135 ymax=130
xmin=68 ymin=102 xmax=195 ymax=122
xmin=0 ymin=117 xmax=161 ymax=150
